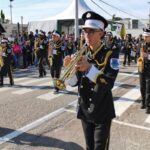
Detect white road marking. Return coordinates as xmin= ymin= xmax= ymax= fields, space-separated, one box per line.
xmin=0 ymin=77 xmax=49 ymax=93
xmin=145 ymin=115 xmax=150 ymax=124
xmin=113 ymin=119 xmax=150 ymax=131
xmin=17 ymin=77 xmax=48 ymax=86
xmin=37 ymin=86 xmax=77 ymax=100
xmin=119 ymin=72 xmax=139 ymax=77
xmin=0 ymin=86 xmax=12 ymax=92
xmin=114 ymin=86 xmax=141 ymax=116
xmin=12 ymin=81 xmax=52 ymax=95
xmin=64 ymin=86 xmax=141 ymax=117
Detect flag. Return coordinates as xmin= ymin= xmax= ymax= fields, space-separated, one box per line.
xmin=120 ymin=24 xmax=126 ymax=40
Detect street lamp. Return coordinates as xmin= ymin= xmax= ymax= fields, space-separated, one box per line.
xmin=21 ymin=16 xmax=23 ymax=32
xmin=9 ymin=0 xmax=14 ymax=24
xmin=75 ymin=0 xmax=79 ymax=43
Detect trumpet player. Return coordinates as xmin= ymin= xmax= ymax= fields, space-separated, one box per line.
xmin=64 ymin=11 xmax=119 ymax=150
xmin=139 ymin=28 xmax=150 ymax=113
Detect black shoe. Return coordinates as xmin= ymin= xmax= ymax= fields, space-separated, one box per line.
xmin=43 ymin=71 xmax=46 ymax=76
xmin=10 ymin=80 xmax=14 ymax=86
xmin=0 ymin=83 xmax=3 ymax=86
xmin=146 ymin=107 xmax=150 ymax=114
xmin=54 ymin=87 xmax=59 ymax=94
xmin=39 ymin=75 xmax=43 ymax=77
xmin=141 ymin=104 xmax=145 ymax=109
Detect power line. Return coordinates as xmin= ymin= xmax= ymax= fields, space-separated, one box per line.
xmin=97 ymin=0 xmax=141 ymax=19
xmin=90 ymin=0 xmax=112 ymax=17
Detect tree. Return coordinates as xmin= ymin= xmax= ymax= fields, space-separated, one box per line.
xmin=111 ymin=14 xmax=123 ymax=31
xmin=1 ymin=10 xmax=5 ymax=23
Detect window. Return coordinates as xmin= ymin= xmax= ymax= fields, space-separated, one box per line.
xmin=132 ymin=20 xmax=138 ymax=29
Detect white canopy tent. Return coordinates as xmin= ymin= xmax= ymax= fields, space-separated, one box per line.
xmin=45 ymin=0 xmax=92 ymax=20
xmin=28 ymin=0 xmax=92 ymax=35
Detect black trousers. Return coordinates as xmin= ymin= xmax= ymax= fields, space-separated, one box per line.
xmin=139 ymin=71 xmax=150 ymax=107
xmin=0 ymin=64 xmax=13 ymax=85
xmin=123 ymin=52 xmax=131 ymax=66
xmin=139 ymin=72 xmax=146 ymax=105
xmin=81 ymin=119 xmax=112 ymax=150
xmin=38 ymin=55 xmax=46 ymax=76
xmin=50 ymin=65 xmax=62 ymax=79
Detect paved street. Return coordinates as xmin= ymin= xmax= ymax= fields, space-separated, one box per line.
xmin=0 ymin=56 xmax=150 ymax=150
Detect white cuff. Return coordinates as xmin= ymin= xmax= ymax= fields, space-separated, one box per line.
xmin=86 ymin=65 xmax=99 ymax=83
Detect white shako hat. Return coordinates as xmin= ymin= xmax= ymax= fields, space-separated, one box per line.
xmin=82 ymin=11 xmax=108 ymax=31
xmin=143 ymin=28 xmax=150 ymax=36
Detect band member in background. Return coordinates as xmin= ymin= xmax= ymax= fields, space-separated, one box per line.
xmin=105 ymin=31 xmax=120 ymax=58
xmin=138 ymin=28 xmax=150 ymax=113
xmin=48 ymin=30 xmax=63 ymax=93
xmin=0 ymin=39 xmax=14 ymax=86
xmin=64 ymin=11 xmax=119 ymax=150
xmin=65 ymin=37 xmax=74 ymax=56
xmin=123 ymin=34 xmax=133 ymax=66
xmin=38 ymin=31 xmax=49 ymax=77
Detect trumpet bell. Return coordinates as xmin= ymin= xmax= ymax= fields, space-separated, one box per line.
xmin=54 ymin=79 xmax=66 ymax=90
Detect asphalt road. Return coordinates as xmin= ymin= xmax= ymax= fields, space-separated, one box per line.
xmin=0 ymin=56 xmax=150 ymax=150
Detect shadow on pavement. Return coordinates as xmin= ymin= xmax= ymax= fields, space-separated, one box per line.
xmin=0 ymin=127 xmax=84 ymax=150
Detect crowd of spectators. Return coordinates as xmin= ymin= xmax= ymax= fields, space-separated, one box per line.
xmin=0 ymin=29 xmax=145 ymax=70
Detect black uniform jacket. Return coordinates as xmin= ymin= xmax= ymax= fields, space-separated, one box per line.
xmin=52 ymin=40 xmax=63 ymax=67
xmin=143 ymin=43 xmax=150 ymax=76
xmin=1 ymin=46 xmax=13 ymax=75
xmin=75 ymin=44 xmax=119 ymax=124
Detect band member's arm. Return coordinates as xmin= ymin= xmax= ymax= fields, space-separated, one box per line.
xmin=48 ymin=42 xmax=53 ymax=57
xmin=86 ymin=51 xmax=119 ymax=89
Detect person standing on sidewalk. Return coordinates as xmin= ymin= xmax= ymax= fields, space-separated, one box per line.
xmin=138 ymin=28 xmax=150 ymax=113
xmin=64 ymin=11 xmax=119 ymax=150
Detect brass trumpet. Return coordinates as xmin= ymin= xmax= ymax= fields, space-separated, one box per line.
xmin=137 ymin=57 xmax=144 ymax=73
xmin=137 ymin=44 xmax=144 ymax=73
xmin=0 ymin=48 xmax=4 ymax=69
xmin=54 ymin=44 xmax=88 ymax=90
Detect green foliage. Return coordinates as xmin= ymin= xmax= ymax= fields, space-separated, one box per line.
xmin=0 ymin=10 xmax=5 ymax=23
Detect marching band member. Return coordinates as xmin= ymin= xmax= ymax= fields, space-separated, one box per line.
xmin=0 ymin=39 xmax=14 ymax=86
xmin=38 ymin=31 xmax=48 ymax=77
xmin=138 ymin=28 xmax=150 ymax=113
xmin=64 ymin=11 xmax=119 ymax=150
xmin=48 ymin=30 xmax=63 ymax=93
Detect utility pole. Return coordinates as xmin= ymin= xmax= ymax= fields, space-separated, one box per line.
xmin=75 ymin=0 xmax=79 ymax=44
xmin=9 ymin=0 xmax=13 ymax=24
xmin=21 ymin=16 xmax=23 ymax=32
xmin=148 ymin=2 xmax=150 ymax=29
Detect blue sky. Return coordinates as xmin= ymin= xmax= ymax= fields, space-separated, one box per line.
xmin=0 ymin=0 xmax=149 ymax=24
